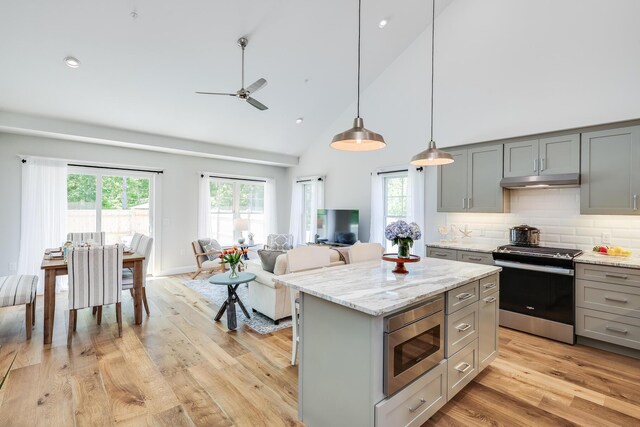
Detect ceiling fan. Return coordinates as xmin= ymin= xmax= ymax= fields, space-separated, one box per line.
xmin=196 ymin=37 xmax=268 ymax=111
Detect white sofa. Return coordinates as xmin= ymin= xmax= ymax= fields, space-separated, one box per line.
xmin=245 ymin=248 xmax=345 ymax=323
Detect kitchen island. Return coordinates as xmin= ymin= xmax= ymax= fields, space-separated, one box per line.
xmin=274 ymin=257 xmax=501 ymax=427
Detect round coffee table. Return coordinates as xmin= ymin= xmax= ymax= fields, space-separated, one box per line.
xmin=209 ymin=272 xmax=256 ymax=330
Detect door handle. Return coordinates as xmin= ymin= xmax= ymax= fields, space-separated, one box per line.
xmin=604 ymin=295 xmax=628 ymax=304
xmin=454 ymin=362 xmax=471 ymax=373
xmin=484 ymin=296 xmax=497 ymax=303
xmin=467 ymin=198 xmax=472 ymax=209
xmin=462 ymin=198 xmax=466 ymax=209
xmin=468 ymin=257 xmax=483 ymax=261
xmin=483 ymin=283 xmax=497 ymax=290
xmin=605 ymin=273 xmax=628 ymax=280
xmin=456 ymin=323 xmax=471 ymax=332
xmin=533 ymin=159 xmax=538 ymax=173
xmin=634 ymin=194 xmax=638 ymax=211
xmin=540 ymin=158 xmax=546 ymax=171
xmin=605 ymin=325 xmax=628 ymax=334
xmin=456 ymin=292 xmax=473 ymax=300
xmin=408 ymin=398 xmax=427 ymax=413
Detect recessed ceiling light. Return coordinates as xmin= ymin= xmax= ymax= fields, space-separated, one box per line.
xmin=64 ymin=56 xmax=81 ymax=68
xmin=378 ymin=19 xmax=388 ymax=29
xmin=295 ymin=117 xmax=304 ymax=124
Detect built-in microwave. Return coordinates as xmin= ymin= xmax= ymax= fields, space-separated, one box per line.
xmin=383 ymin=296 xmax=445 ymax=396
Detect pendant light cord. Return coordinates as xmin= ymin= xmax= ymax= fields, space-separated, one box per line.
xmin=430 ymin=0 xmax=435 ymax=142
xmin=357 ymin=0 xmax=362 ymax=118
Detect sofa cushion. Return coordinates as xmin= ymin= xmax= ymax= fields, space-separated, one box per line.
xmin=257 ymin=249 xmax=285 ymax=273
xmin=266 ymin=234 xmax=293 ymax=250
xmin=203 ymin=242 xmax=221 ymax=261
xmin=273 ymin=254 xmax=288 ymax=275
xmin=0 ymin=275 xmax=38 ymax=307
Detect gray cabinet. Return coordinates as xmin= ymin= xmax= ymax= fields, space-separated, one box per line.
xmin=581 ymin=126 xmax=640 ymax=215
xmin=438 ymin=144 xmax=505 ymax=213
xmin=478 ymin=289 xmax=499 ymax=371
xmin=504 ymin=134 xmax=579 ymax=178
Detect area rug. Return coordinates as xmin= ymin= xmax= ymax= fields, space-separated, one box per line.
xmin=182 ymin=278 xmax=292 ymax=334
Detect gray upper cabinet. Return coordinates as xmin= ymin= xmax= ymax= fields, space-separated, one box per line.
xmin=438 ymin=144 xmax=506 ymax=213
xmin=504 ymin=135 xmax=580 ymax=177
xmin=504 ymin=139 xmax=538 ymax=178
xmin=467 ymin=145 xmax=504 ymax=213
xmin=438 ymin=150 xmax=468 ymax=212
xmin=539 ymin=134 xmax=581 ymax=176
xmin=581 ymin=126 xmax=640 ymax=215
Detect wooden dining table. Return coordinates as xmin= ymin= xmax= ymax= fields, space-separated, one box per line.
xmin=40 ymin=251 xmax=145 ymax=345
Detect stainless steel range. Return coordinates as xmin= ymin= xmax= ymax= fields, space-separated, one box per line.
xmin=493 ymin=244 xmax=583 ymax=344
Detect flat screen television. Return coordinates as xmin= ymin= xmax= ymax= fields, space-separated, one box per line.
xmin=316 ymin=209 xmax=359 ymax=245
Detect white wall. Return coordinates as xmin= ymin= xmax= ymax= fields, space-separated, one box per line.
xmin=0 ymin=132 xmax=290 ymax=276
xmin=289 ymin=0 xmax=640 ymax=244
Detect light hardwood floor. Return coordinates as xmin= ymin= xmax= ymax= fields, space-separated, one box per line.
xmin=0 ymin=274 xmax=639 ymax=426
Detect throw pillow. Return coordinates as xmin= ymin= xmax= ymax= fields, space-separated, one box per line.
xmin=203 ymin=243 xmax=221 ymax=261
xmin=258 ymin=249 xmax=285 ymax=273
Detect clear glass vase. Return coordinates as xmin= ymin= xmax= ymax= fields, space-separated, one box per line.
xmin=229 ymin=263 xmax=239 ymax=279
xmin=397 ymin=241 xmax=411 ymax=259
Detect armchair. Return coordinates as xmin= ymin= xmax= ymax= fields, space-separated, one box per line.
xmin=191 ymin=239 xmax=224 ymax=279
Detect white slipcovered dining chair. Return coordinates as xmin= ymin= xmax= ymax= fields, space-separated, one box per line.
xmin=122 ymin=234 xmax=154 ymax=316
xmin=287 ymin=246 xmax=331 ymax=366
xmin=67 ymin=245 xmax=123 ymax=348
xmin=67 ymin=232 xmax=105 ymax=245
xmin=348 ymin=242 xmax=384 ymax=263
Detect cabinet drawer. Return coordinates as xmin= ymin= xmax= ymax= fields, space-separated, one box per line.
xmin=576 ymin=263 xmax=640 ymax=287
xmin=375 ymin=360 xmax=447 ymax=427
xmin=446 ymin=281 xmax=479 ymax=314
xmin=446 ymin=302 xmax=478 ymax=357
xmin=447 ymin=338 xmax=479 ymax=400
xmin=576 ymin=308 xmax=640 ymax=350
xmin=427 ymin=247 xmax=457 ymax=260
xmin=457 ymin=251 xmax=494 ymax=265
xmin=479 ymin=274 xmax=500 ymax=297
xmin=576 ymin=279 xmax=640 ymax=318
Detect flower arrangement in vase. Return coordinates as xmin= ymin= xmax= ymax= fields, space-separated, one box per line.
xmin=219 ymin=246 xmax=248 ymax=278
xmin=385 ymin=220 xmax=422 ymax=259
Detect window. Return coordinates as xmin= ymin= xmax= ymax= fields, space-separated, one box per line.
xmin=383 ymin=172 xmax=408 ymax=251
xmin=67 ymin=169 xmax=154 ymax=245
xmin=209 ymin=178 xmax=265 ymax=244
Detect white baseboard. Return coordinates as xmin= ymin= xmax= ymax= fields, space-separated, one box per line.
xmin=154 ymin=265 xmax=196 ymax=277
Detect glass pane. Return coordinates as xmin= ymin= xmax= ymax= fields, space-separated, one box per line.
xmin=240 ymin=183 xmax=264 ymax=213
xmin=67 ymin=173 xmax=97 ymax=233
xmin=303 ymin=183 xmax=313 ymax=242
xmin=210 ymin=181 xmax=233 ymax=212
xmin=393 ymin=325 xmax=441 ymax=376
xmin=211 ymin=213 xmax=234 ymax=244
xmin=101 ymin=175 xmax=151 ymax=244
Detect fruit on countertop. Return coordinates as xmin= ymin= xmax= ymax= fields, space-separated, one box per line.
xmin=593 ymin=245 xmax=633 ymax=256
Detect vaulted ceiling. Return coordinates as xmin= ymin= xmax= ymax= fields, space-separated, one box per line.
xmin=0 ymin=0 xmax=452 ymax=157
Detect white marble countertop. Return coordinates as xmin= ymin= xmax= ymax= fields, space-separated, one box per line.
xmin=426 ymin=241 xmax=502 ymax=253
xmin=273 ymin=258 xmax=501 ymax=316
xmin=575 ymin=252 xmax=640 ymax=269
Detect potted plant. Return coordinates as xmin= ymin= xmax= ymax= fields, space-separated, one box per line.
xmin=220 ymin=246 xmax=247 ymax=278
xmin=385 ymin=220 xmax=422 ymax=258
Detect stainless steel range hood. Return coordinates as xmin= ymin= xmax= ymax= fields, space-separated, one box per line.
xmin=499 ymin=173 xmax=580 ymax=189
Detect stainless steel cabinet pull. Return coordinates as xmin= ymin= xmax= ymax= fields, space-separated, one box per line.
xmin=605 ymin=273 xmax=628 ymax=280
xmin=483 ymin=283 xmax=497 ymax=289
xmin=468 ymin=198 xmax=472 ymax=209
xmin=604 ymin=295 xmax=628 ymax=303
xmin=484 ymin=297 xmax=497 ymax=303
xmin=456 ymin=323 xmax=471 ymax=332
xmin=434 ymin=253 xmax=448 ymax=257
xmin=462 ymin=198 xmax=466 ymax=209
xmin=533 ymin=159 xmax=538 ymax=173
xmin=526 ymin=306 xmax=535 ymax=310
xmin=456 ymin=292 xmax=473 ymax=300
xmin=468 ymin=257 xmax=482 ymax=261
xmin=541 ymin=158 xmax=546 ymax=171
xmin=634 ymin=194 xmax=638 ymax=211
xmin=455 ymin=362 xmax=471 ymax=373
xmin=408 ymin=398 xmax=427 ymax=413
xmin=605 ymin=325 xmax=628 ymax=334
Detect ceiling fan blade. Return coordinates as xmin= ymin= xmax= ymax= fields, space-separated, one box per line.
xmin=195 ymin=91 xmax=236 ymax=96
xmin=245 ymin=78 xmax=267 ymax=94
xmin=246 ymin=97 xmax=268 ymax=111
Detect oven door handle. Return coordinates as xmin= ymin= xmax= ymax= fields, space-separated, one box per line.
xmin=494 ymin=260 xmax=575 ymax=276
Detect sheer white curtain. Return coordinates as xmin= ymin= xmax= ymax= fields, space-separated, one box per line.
xmin=197 ymin=174 xmax=211 ymax=237
xmin=369 ymin=173 xmax=384 ymax=245
xmin=407 ymin=167 xmax=425 ymax=256
xmin=309 ymin=177 xmax=325 ymax=240
xmin=288 ymin=180 xmax=303 ymax=246
xmin=17 ymin=157 xmax=68 ymax=294
xmin=264 ymin=178 xmax=277 ymax=236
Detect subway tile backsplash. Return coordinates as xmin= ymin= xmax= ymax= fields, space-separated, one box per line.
xmin=439 ymin=188 xmax=640 ymax=253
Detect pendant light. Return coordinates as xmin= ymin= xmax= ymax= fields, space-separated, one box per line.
xmin=410 ymin=0 xmax=454 ymax=166
xmin=331 ymin=0 xmax=386 ymax=152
